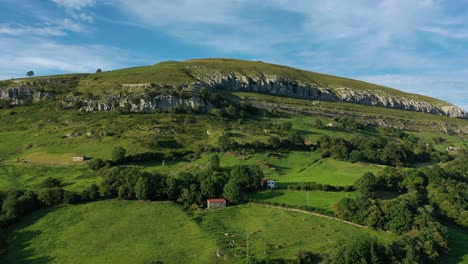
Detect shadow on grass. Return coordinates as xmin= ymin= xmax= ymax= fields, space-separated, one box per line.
xmin=442 ymin=222 xmax=468 ymax=264
xmin=1 ymin=207 xmax=60 ymax=264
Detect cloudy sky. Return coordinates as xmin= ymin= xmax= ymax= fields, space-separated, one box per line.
xmin=1 ymin=0 xmax=467 ymax=109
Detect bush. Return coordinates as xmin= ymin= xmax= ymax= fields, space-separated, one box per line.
xmin=40 ymin=177 xmax=62 ymax=188
xmin=87 ymin=159 xmax=106 ymax=170
xmin=111 ymin=147 xmax=126 ymax=164
xmin=64 ymin=191 xmax=81 ymax=204
xmin=37 ymin=187 xmax=64 ymax=206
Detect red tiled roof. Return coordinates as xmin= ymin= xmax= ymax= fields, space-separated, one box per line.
xmin=207 ymin=199 xmax=226 ymax=203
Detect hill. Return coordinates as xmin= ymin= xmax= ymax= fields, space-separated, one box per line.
xmin=0 ymin=58 xmax=466 ymax=119
xmin=0 ymin=58 xmax=467 ymax=263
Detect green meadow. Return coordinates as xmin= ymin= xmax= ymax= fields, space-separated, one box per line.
xmin=1 ymin=201 xmax=397 ymax=264
xmin=249 ymin=190 xmax=358 ymax=211
xmin=197 ymin=204 xmax=397 ymax=263
xmin=1 ymin=201 xmax=218 ymax=264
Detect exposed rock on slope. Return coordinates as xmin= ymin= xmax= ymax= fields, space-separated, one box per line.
xmin=0 ymin=86 xmax=52 ymax=105
xmin=0 ymin=58 xmax=467 ymax=119
xmin=61 ymin=94 xmax=212 ymax=113
xmin=190 ymin=70 xmax=468 ymax=118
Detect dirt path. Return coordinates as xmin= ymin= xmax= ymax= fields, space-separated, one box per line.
xmin=250 ymin=203 xmax=368 ymax=228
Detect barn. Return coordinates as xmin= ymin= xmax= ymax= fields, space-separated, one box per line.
xmin=207 ymin=199 xmax=226 ymax=209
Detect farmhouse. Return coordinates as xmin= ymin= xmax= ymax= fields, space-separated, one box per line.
xmin=207 ymin=199 xmax=226 ymax=209
xmin=261 ymin=178 xmax=276 ymax=189
xmin=72 ymin=156 xmax=85 ymax=162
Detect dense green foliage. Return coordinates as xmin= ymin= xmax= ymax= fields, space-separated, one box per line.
xmin=318 ymin=134 xmax=450 ymax=166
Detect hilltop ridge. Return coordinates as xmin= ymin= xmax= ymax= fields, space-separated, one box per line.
xmin=0 ymin=58 xmax=466 ymax=119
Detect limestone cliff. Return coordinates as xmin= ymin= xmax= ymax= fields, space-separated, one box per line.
xmin=189 ymin=70 xmax=468 ymax=118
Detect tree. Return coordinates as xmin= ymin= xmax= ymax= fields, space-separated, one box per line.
xmin=349 ymin=150 xmax=363 ymax=163
xmin=329 ymin=233 xmax=386 ymax=264
xmin=354 ymin=172 xmax=377 ymax=196
xmin=334 ymin=198 xmax=357 ymax=221
xmin=37 ymin=187 xmax=64 ymax=206
xmin=383 ymin=201 xmax=413 ymax=234
xmin=40 ymin=177 xmax=62 ymax=188
xmin=96 ymin=68 xmax=102 ymax=73
xmin=88 ymin=159 xmax=106 ymax=170
xmin=313 ymin=119 xmax=324 ymax=129
xmin=26 ymin=71 xmax=34 ymax=77
xmin=112 ymin=147 xmax=126 ymax=164
xmin=218 ymin=135 xmax=231 ymax=151
xmin=287 ymin=131 xmax=305 ymax=147
xmin=230 ymin=165 xmax=264 ymax=192
xmin=223 ymin=179 xmax=241 ymax=204
xmin=208 ymin=154 xmax=220 ymax=173
xmin=296 ymin=250 xmax=321 ymax=263
xmin=81 ymin=184 xmax=100 ymax=201
xmin=135 ymin=176 xmax=150 ymax=200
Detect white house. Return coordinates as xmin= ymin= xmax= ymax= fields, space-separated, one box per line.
xmin=72 ymin=156 xmax=85 ymax=162
xmin=261 ymin=178 xmax=276 ymax=189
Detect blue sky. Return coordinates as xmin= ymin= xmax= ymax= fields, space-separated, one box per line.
xmin=1 ymin=0 xmax=467 ymax=109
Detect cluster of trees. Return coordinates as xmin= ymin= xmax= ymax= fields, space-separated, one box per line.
xmin=207 ymin=94 xmax=258 ymax=119
xmin=317 ymin=134 xmax=449 ymax=166
xmin=332 ymin=157 xmax=468 ymax=262
xmin=87 ymin=147 xmax=193 ymax=170
xmin=97 ymin=155 xmax=264 ymax=206
xmin=0 ymin=178 xmax=100 ymax=228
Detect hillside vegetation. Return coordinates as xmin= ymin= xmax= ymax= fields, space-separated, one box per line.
xmin=0 ymin=58 xmax=467 ymax=263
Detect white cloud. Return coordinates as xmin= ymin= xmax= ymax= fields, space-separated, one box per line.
xmin=0 ymin=37 xmax=140 ymax=79
xmin=52 ymin=0 xmax=96 ymax=24
xmin=0 ymin=19 xmax=83 ymax=37
xmin=52 ymin=0 xmax=96 ymax=10
xmin=0 ymin=24 xmax=66 ymax=36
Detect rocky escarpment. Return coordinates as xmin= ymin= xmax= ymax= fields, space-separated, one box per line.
xmin=61 ymin=94 xmax=212 ymax=113
xmin=1 ymin=70 xmax=467 ymax=119
xmin=190 ymin=69 xmax=468 ymax=118
xmin=0 ymin=86 xmax=52 ymax=105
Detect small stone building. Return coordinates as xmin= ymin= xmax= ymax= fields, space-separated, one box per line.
xmin=261 ymin=178 xmax=276 ymax=189
xmin=72 ymin=156 xmax=85 ymax=162
xmin=207 ymin=199 xmax=226 ymax=209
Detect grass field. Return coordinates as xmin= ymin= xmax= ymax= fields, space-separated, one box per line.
xmin=197 ymin=204 xmax=397 ymax=263
xmin=141 ymin=151 xmax=382 ymax=187
xmin=443 ymin=224 xmax=468 ymax=264
xmin=1 ymin=201 xmax=397 ymax=264
xmin=249 ymin=190 xmax=357 ymax=211
xmin=0 ymin=165 xmax=98 ymax=192
xmin=1 ymin=201 xmax=218 ymax=264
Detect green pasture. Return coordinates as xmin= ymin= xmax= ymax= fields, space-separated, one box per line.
xmin=249 ymin=190 xmax=357 ymax=211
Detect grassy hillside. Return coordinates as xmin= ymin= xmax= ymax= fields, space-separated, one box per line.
xmin=197 ymin=204 xmax=397 ymax=262
xmin=2 ymin=201 xmax=218 ymax=264
xmin=9 ymin=58 xmax=450 ymax=106
xmin=1 ymin=201 xmax=397 ymax=264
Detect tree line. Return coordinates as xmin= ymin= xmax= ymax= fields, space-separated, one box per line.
xmin=331 ymin=153 xmax=468 ymax=263
xmin=317 ymin=134 xmax=451 ymax=166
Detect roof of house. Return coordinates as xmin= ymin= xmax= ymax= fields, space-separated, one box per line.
xmin=207 ymin=198 xmax=226 ymax=203
xmin=262 ymin=178 xmax=275 ymax=182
